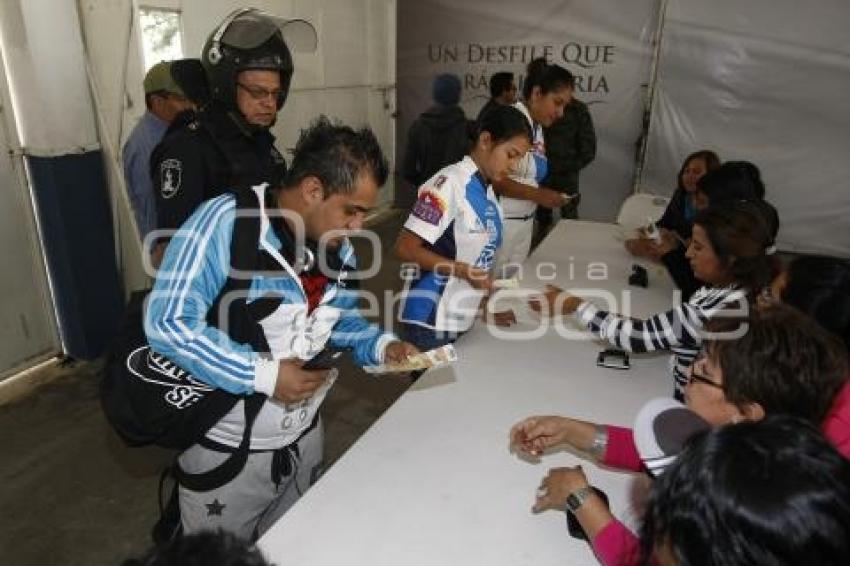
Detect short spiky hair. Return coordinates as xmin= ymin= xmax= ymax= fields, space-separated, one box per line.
xmin=284 ymin=116 xmax=388 ymax=196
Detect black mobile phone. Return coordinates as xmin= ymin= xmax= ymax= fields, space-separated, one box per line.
xmin=629 ymin=264 xmax=648 ymax=288
xmin=302 ymin=347 xmax=348 ymax=370
xmin=566 ymin=487 xmax=610 ymax=541
xmin=596 ymin=349 xmax=630 ymax=370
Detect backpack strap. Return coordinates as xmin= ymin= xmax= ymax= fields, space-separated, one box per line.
xmin=175 ymin=186 xmax=279 ymax=492
xmin=172 ymin=394 xmax=265 ymax=492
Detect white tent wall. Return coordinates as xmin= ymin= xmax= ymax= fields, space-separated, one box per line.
xmin=640 ymin=0 xmax=850 ymax=257
xmin=0 ymin=0 xmax=125 ymax=363
xmin=0 ymin=0 xmax=99 ymax=373
xmin=77 ymin=0 xmax=147 ymax=296
xmin=0 ymin=33 xmax=59 ymax=378
xmin=396 ymin=0 xmax=660 ymax=221
xmin=0 ymin=1 xmax=100 ymax=153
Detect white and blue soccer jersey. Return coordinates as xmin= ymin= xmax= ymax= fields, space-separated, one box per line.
xmin=400 ymin=156 xmax=503 ymax=332
xmin=500 ymin=101 xmax=548 ymax=219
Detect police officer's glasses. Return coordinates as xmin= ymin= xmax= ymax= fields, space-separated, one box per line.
xmin=237 ymin=82 xmax=283 ymax=102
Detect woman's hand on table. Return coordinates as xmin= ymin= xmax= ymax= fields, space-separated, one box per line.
xmin=510 ymin=415 xmax=573 ymax=456
xmin=527 ymin=284 xmax=583 ymax=316
xmin=533 ymin=465 xmax=591 ymax=512
xmin=533 ymin=466 xmax=616 ymax=541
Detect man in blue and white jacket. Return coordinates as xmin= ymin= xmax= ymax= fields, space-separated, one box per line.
xmin=145 ymin=117 xmax=418 ymax=539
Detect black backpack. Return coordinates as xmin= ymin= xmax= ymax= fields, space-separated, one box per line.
xmin=100 ymin=189 xmax=280 ymax=492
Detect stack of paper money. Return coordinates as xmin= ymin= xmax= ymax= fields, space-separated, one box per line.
xmin=363 ymin=344 xmax=458 ymax=374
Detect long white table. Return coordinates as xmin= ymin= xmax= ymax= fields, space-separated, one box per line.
xmin=259 ymin=221 xmax=678 ymax=565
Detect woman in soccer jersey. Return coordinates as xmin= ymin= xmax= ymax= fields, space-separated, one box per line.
xmin=394 ymin=105 xmax=533 ymax=352
xmin=492 ymin=57 xmax=575 ymax=275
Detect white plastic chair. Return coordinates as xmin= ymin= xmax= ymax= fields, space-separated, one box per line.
xmin=616 ymin=193 xmax=670 ymax=230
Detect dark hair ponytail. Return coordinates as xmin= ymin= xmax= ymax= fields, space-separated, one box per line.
xmin=693 ymin=201 xmax=778 ymax=294
xmin=697 ymin=160 xmax=766 ymax=203
xmin=475 ymin=104 xmax=532 ymax=146
xmin=522 ymin=57 xmax=574 ymax=100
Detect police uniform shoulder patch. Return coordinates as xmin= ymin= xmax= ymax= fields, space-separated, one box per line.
xmin=160 ymin=159 xmax=182 ymax=199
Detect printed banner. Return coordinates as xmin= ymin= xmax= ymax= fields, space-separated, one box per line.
xmin=397 ymin=0 xmax=658 ymax=221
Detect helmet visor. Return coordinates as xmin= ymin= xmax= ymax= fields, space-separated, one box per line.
xmin=221 ymin=10 xmax=317 ymax=54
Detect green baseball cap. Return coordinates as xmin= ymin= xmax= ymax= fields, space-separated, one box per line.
xmin=143 ymin=61 xmax=186 ymax=96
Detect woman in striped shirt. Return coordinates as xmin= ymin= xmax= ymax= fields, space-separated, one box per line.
xmin=531 ymin=200 xmax=778 ymax=400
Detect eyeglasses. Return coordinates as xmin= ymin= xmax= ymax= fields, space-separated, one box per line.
xmin=688 ymin=370 xmax=723 ymax=390
xmin=688 ymin=352 xmax=724 ymax=390
xmin=237 ymin=82 xmax=283 ymax=102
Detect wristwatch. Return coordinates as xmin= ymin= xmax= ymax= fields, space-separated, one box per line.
xmin=565 ymin=486 xmax=595 ymax=513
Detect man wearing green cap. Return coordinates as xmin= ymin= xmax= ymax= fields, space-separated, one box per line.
xmin=122 ymin=61 xmax=193 ymax=241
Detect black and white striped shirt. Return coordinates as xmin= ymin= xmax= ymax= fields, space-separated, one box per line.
xmin=575 ymin=285 xmax=749 ymax=399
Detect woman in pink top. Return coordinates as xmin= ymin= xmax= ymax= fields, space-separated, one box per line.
xmin=510 ymin=304 xmax=848 ymax=565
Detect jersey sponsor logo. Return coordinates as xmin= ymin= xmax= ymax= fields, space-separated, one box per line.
xmin=474 ymin=219 xmax=500 ymax=268
xmin=433 ymin=175 xmax=447 ymax=189
xmin=160 ymin=159 xmax=182 ymax=199
xmin=411 ymin=191 xmax=446 ymax=226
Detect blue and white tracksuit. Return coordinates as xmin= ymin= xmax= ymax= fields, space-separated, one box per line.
xmin=493 ymin=100 xmax=547 ymax=274
xmin=144 ymin=183 xmax=396 ymax=537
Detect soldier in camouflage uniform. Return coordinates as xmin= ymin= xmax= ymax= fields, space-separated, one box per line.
xmin=533 ymin=98 xmax=596 ymax=246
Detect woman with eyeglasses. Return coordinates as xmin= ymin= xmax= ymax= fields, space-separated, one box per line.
xmin=510 ymin=304 xmax=848 ymax=565
xmin=531 ymin=200 xmax=780 ymax=401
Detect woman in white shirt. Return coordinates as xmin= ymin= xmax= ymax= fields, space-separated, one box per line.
xmin=493 ymin=57 xmax=576 ymax=276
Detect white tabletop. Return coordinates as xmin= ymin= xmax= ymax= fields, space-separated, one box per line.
xmin=259 ymin=221 xmax=679 ymax=565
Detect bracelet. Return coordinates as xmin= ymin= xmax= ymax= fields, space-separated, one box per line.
xmin=588 ymin=425 xmax=608 ymax=459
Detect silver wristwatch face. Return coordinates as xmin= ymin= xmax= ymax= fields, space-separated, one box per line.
xmin=566 ymin=487 xmax=592 ymax=512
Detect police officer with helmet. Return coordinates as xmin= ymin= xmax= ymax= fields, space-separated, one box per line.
xmin=151 ymin=8 xmax=317 ymax=233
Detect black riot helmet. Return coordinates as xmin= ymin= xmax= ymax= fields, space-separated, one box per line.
xmin=202 ymin=8 xmax=317 ymax=112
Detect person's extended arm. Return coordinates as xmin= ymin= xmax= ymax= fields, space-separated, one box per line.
xmin=493 ymin=177 xmax=564 ymax=209
xmin=511 ymin=415 xmax=643 ymax=471
xmin=529 ymin=284 xmax=704 ymax=353
xmin=324 ymin=249 xmax=419 ymax=366
xmin=145 ymin=196 xmax=332 ymax=402
xmin=394 ymin=228 xmax=491 ymax=292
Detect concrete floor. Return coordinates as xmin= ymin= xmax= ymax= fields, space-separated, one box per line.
xmin=0 ymin=210 xmax=411 ymax=566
